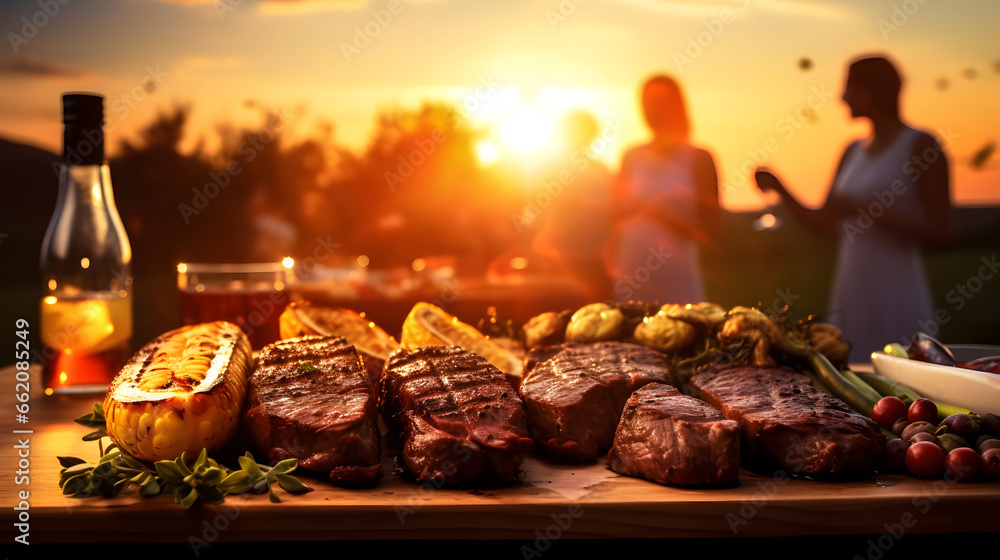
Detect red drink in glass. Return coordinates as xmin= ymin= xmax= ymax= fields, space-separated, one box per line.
xmin=177 ymin=262 xmax=294 ymax=350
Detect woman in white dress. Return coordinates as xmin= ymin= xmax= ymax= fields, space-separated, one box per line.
xmin=609 ymin=75 xmax=721 ymax=304
xmin=755 ymin=55 xmax=953 ymax=362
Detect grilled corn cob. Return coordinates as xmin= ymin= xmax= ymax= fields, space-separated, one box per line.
xmin=103 ymin=321 xmax=252 ymax=462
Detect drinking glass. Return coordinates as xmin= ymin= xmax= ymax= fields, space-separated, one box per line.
xmin=177 ymin=261 xmax=295 ymax=349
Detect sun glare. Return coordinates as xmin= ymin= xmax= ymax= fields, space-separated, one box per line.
xmin=466 ymin=85 xmax=615 ymax=169
xmin=474 ymin=139 xmax=502 ymax=166
xmin=496 ymin=108 xmax=555 ymax=154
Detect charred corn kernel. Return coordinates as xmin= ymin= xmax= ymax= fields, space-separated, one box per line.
xmin=103 ymin=321 xmax=251 ymax=462
xmin=197 ymin=419 xmax=214 ymax=442
xmin=138 ymin=412 xmax=154 ymax=438
xmin=137 ymin=436 xmax=154 ymax=461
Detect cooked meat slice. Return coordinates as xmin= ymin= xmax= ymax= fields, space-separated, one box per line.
xmin=242 ymin=336 xmax=382 ymax=487
xmin=522 ymin=342 xmax=578 ymax=378
xmin=519 ymin=341 xmax=677 ymax=461
xmin=687 ymin=366 xmax=885 ymax=476
xmin=608 ymin=383 xmax=740 ymax=487
xmin=379 ymin=345 xmax=534 ymax=485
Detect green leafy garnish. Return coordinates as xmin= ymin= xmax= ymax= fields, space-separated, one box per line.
xmin=58 ymin=403 xmax=312 ymax=508
xmin=73 ymin=401 xmax=109 ymax=442
xmin=295 ymin=363 xmax=319 ymax=374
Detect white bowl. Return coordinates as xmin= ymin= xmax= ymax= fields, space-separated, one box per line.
xmin=870 ymin=346 xmax=1000 ymax=416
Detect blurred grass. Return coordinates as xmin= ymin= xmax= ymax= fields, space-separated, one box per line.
xmin=703 ymin=212 xmax=836 ymax=322
xmin=703 ymin=209 xmax=1000 ymax=347
xmin=923 ymin=243 xmax=1000 ymax=345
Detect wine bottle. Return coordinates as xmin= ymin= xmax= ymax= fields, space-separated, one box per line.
xmin=39 ymin=93 xmax=133 ymax=395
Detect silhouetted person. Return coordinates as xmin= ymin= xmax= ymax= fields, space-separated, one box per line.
xmin=608 ymin=75 xmax=720 ymax=304
xmin=532 ymin=110 xmax=615 ymax=301
xmin=756 ymin=55 xmax=953 ymax=362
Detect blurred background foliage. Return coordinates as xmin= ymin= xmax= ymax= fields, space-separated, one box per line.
xmin=2 ymin=101 xmax=998 ymax=349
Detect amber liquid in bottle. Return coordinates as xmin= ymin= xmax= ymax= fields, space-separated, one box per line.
xmin=40 ymin=93 xmax=133 ymax=395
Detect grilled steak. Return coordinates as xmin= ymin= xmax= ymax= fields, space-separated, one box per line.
xmin=378 ymin=345 xmax=534 ymax=485
xmin=519 ymin=341 xmax=677 ymax=462
xmin=242 ymin=336 xmax=382 ymax=487
xmin=687 ymin=366 xmax=886 ymax=476
xmin=608 ymin=383 xmax=740 ymax=487
xmin=522 ymin=342 xmax=578 ymax=378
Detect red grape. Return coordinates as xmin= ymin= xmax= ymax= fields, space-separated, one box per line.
xmin=982 ymin=448 xmax=1000 ymax=480
xmin=908 ymin=398 xmax=938 ymax=423
xmin=872 ymin=396 xmax=908 ymax=430
xmin=943 ymin=448 xmax=981 ymax=482
xmin=905 ymin=441 xmax=945 ymax=477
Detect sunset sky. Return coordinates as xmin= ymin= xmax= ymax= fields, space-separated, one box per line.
xmin=1 ymin=0 xmax=998 ymax=209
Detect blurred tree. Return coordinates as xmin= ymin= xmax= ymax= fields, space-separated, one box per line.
xmin=345 ymin=101 xmax=518 ymax=272
xmin=111 ymin=106 xmax=224 ymax=340
xmin=113 ymin=105 xmax=221 ymax=268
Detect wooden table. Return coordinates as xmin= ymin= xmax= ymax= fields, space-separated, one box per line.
xmin=3 ymin=365 xmax=998 ymax=552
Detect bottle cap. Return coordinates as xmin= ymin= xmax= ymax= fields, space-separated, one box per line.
xmin=61 ymin=92 xmax=105 ymax=165
xmin=62 ymin=93 xmax=104 ymax=126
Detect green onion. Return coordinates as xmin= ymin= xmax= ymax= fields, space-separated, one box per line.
xmin=805 ymin=351 xmax=879 ymax=416
xmin=840 ymin=369 xmax=884 ymax=404
xmin=853 ymin=370 xmax=921 ymax=405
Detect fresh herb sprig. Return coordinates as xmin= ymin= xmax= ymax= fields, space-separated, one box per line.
xmin=58 ymin=403 xmax=312 ymax=508
xmin=73 ymin=401 xmax=109 ymax=442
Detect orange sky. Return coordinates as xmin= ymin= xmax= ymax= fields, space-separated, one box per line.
xmin=1 ymin=0 xmax=998 ymax=209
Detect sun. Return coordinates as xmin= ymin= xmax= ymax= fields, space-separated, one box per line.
xmin=465 ymin=85 xmax=617 ymax=169
xmin=496 ymin=107 xmax=555 ymax=154
xmin=473 ymin=105 xmax=560 ymax=168
xmin=474 ymin=139 xmax=502 ymax=166
xmin=463 ymin=85 xmax=562 ymax=166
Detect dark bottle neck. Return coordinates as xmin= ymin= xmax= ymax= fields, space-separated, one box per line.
xmin=63 ymin=121 xmax=104 ymax=166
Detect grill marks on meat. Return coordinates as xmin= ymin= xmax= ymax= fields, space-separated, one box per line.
xmin=379 ymin=345 xmax=534 ymax=485
xmin=519 ymin=341 xmax=677 ymax=461
xmin=688 ymin=366 xmax=886 ymax=477
xmin=242 ymin=336 xmax=382 ymax=487
xmin=608 ymin=383 xmax=740 ymax=487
